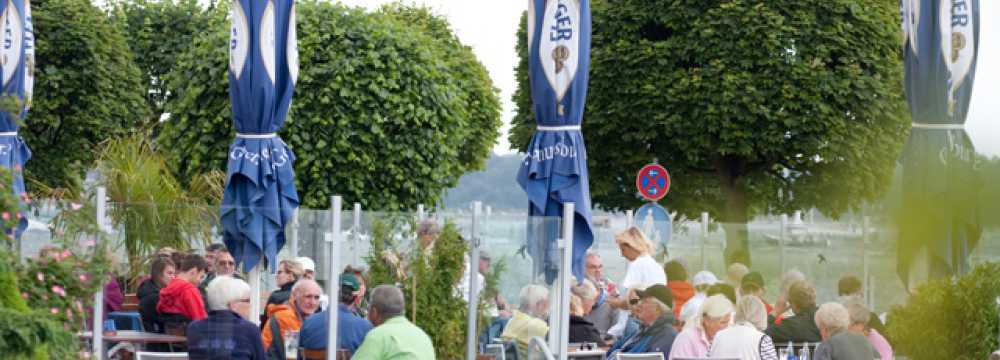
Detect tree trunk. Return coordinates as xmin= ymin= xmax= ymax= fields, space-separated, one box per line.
xmin=717 ymin=156 xmax=751 ymax=267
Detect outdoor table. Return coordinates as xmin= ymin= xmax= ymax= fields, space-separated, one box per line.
xmin=567 ymin=348 xmax=606 ymax=358
xmin=79 ymin=331 xmax=187 ymax=359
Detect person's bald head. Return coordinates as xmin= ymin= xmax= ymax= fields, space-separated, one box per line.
xmin=292 ymin=279 xmax=322 ymax=316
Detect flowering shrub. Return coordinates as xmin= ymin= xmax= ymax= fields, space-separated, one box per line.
xmin=17 ymin=237 xmax=112 ymax=331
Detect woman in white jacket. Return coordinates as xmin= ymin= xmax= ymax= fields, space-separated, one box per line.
xmin=708 ymin=295 xmax=779 ymax=360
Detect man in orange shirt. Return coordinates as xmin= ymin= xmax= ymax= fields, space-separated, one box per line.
xmin=262 ymin=278 xmax=322 ymax=357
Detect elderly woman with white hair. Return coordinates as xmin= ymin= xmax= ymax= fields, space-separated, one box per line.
xmin=708 ymin=296 xmax=779 ymax=360
xmin=669 ymin=295 xmax=734 ymax=359
xmin=813 ymin=302 xmax=878 ymax=360
xmin=186 ymin=276 xmax=266 ymax=360
xmin=501 ymin=284 xmax=551 ymax=359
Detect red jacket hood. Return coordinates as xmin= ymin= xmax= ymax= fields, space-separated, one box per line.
xmin=156 ymin=278 xmax=206 ymax=320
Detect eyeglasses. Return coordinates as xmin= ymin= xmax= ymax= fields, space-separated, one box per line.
xmin=629 ymin=298 xmax=640 ymax=306
xmin=218 ymin=261 xmax=235 ymax=266
xmin=302 ymin=294 xmax=321 ymax=300
xmin=277 ymin=270 xmax=287 ymax=275
xmin=236 ymin=298 xmax=250 ymax=303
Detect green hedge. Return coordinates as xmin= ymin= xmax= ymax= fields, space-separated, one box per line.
xmin=888 ymin=262 xmax=1000 ymax=360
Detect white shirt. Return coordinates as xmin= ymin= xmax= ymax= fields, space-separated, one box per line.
xmin=620 ymin=254 xmax=668 ymax=290
xmin=457 ymin=254 xmax=485 ymax=302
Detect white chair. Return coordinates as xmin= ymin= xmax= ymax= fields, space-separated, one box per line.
xmin=135 ymin=352 xmax=189 ymax=360
xmin=526 ymin=336 xmax=556 ymax=360
xmin=616 ymin=353 xmax=665 ymax=360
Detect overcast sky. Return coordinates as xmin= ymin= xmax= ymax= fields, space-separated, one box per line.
xmin=341 ymin=0 xmax=1000 ymax=157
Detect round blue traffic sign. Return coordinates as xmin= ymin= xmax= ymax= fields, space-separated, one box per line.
xmin=636 ymin=164 xmax=671 ymax=201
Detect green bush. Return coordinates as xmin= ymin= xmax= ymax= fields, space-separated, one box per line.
xmin=365 ymin=218 xmax=477 ymax=359
xmin=888 ymin=262 xmax=1000 ymax=360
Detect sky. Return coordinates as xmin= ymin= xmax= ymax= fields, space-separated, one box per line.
xmin=342 ymin=0 xmax=1000 ymax=157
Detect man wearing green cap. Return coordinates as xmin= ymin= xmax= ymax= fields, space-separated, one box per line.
xmin=299 ymin=272 xmax=373 ymax=355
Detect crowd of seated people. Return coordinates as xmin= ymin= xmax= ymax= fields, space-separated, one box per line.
xmin=123 ymin=244 xmax=437 ymax=359
xmin=477 ymin=227 xmax=895 ymax=360
xmin=119 ymin=225 xmax=894 ymax=360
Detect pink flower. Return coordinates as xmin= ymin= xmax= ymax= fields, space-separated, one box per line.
xmin=78 ymin=274 xmax=89 ymax=282
xmin=2 ymin=212 xmax=10 ymax=221
xmin=49 ymin=307 xmax=58 ymax=315
xmin=60 ymin=249 xmax=71 ymax=260
xmin=51 ymin=285 xmax=66 ymax=297
xmin=84 ymin=238 xmax=96 ymax=247
xmin=36 ymin=272 xmax=44 ymax=282
xmin=20 ymin=292 xmax=27 ymax=300
xmin=70 ymin=203 xmax=83 ymax=211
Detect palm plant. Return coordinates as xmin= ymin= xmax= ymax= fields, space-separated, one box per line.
xmin=97 ymin=134 xmax=223 ymax=279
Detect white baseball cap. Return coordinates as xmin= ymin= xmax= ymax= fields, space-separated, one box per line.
xmin=296 ymin=257 xmax=316 ymax=273
xmin=692 ymin=271 xmax=719 ymax=287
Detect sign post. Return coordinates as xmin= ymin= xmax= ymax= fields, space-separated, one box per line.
xmin=634 ymin=163 xmax=673 ymax=251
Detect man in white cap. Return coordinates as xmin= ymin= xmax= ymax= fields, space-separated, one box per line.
xmin=296 ymin=257 xmax=317 ymax=279
xmin=679 ymin=270 xmax=720 ymax=325
xmin=295 ymin=257 xmax=329 ymax=311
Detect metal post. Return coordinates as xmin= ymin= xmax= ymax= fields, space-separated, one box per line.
xmin=326 ymin=196 xmax=342 ymax=360
xmin=249 ymin=267 xmax=261 ymax=325
xmin=780 ymin=214 xmax=788 ymax=275
xmin=93 ymin=186 xmax=106 ymax=359
xmin=700 ymin=212 xmax=709 ymax=270
xmin=863 ymin=216 xmax=871 ymax=309
xmin=353 ymin=202 xmax=361 ymax=267
xmin=96 ymin=186 xmax=107 ymax=233
xmin=625 ymin=210 xmax=634 ymax=227
xmin=558 ymin=203 xmax=575 ymax=360
xmin=290 ymin=208 xmax=300 ymax=258
xmin=417 ymin=204 xmax=426 ymax=221
xmin=466 ymin=202 xmax=482 ymax=360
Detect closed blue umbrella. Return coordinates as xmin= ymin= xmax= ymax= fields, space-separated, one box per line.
xmin=517 ymin=0 xmax=594 ymax=283
xmin=0 ymin=0 xmax=34 ymax=238
xmin=223 ymin=0 xmax=299 ymax=272
xmin=897 ymin=0 xmax=980 ymax=287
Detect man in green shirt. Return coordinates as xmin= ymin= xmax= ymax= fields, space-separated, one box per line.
xmin=353 ymin=285 xmax=436 ymax=360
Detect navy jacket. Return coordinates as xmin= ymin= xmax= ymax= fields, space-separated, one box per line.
xmin=186 ymin=310 xmax=266 ymax=360
xmin=299 ymin=304 xmax=373 ymax=354
xmin=606 ymin=315 xmax=677 ymax=360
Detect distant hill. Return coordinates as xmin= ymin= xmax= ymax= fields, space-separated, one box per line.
xmin=443 ymin=153 xmax=528 ymax=210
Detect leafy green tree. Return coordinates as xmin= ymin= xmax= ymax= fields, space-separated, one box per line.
xmin=510 ymin=0 xmax=908 ymax=265
xmin=25 ymin=0 xmax=148 ymax=191
xmin=107 ymin=0 xmax=214 ymax=122
xmin=159 ymin=1 xmax=502 ymax=210
xmin=379 ymin=3 xmax=502 ymax=172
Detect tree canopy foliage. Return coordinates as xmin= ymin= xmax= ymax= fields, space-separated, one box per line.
xmin=24 ymin=0 xmax=148 ymax=191
xmin=511 ymin=0 xmax=908 ymax=265
xmin=108 ymin=0 xmax=214 ymax=122
xmin=159 ymin=1 xmax=502 ymax=210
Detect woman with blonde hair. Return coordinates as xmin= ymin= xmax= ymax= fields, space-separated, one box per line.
xmin=607 ymin=227 xmax=666 ymax=309
xmin=266 ymin=259 xmax=304 ymax=307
